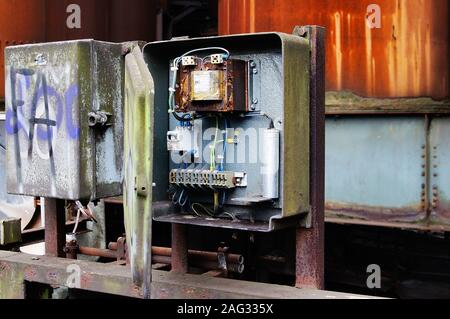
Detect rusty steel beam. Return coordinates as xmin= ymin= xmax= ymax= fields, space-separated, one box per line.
xmin=44 ymin=199 xmax=67 ymax=258
xmin=294 ymin=25 xmax=326 ymax=290
xmin=0 ymin=251 xmax=377 ymax=299
xmin=171 ymin=224 xmax=188 ymax=273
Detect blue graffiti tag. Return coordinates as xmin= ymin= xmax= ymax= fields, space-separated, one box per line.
xmin=6 ymin=68 xmax=79 ymax=143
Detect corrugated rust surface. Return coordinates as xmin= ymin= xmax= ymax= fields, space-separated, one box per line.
xmin=45 ymin=0 xmax=157 ymax=42
xmin=0 ymin=0 xmax=46 ymax=100
xmin=45 ymin=0 xmax=110 ymax=41
xmin=1 ymin=0 xmax=158 ymax=101
xmin=218 ymin=0 xmax=450 ymax=100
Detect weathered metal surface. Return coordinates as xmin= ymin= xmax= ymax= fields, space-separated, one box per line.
xmin=45 ymin=0 xmax=110 ymax=42
xmin=218 ymin=0 xmax=449 ymax=100
xmin=326 ymin=92 xmax=450 ymax=115
xmin=0 ymin=120 xmax=36 ymax=229
xmin=45 ymin=0 xmax=158 ymax=43
xmin=124 ymin=45 xmax=154 ymax=298
xmin=171 ymin=224 xmax=188 ymax=273
xmin=325 ymin=116 xmax=427 ymax=224
xmin=78 ymin=245 xmax=245 ymax=273
xmin=5 ymin=40 xmax=124 ymax=201
xmin=44 ymin=198 xmax=66 ymax=257
xmin=0 ymin=251 xmax=377 ymax=299
xmin=0 ymin=0 xmax=46 ymax=100
xmin=429 ymin=117 xmax=450 ymax=227
xmin=0 ymin=218 xmax=22 ymax=245
xmin=146 ymin=31 xmax=311 ymax=229
xmin=294 ymin=26 xmax=325 ymax=290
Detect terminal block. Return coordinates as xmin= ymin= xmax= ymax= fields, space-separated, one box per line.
xmin=169 ymin=169 xmax=247 ymax=189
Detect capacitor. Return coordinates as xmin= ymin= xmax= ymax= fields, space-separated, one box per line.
xmin=261 ymin=128 xmax=280 ymax=199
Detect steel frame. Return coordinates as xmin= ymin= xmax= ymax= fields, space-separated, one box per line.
xmin=0 ymin=251 xmax=370 ymax=299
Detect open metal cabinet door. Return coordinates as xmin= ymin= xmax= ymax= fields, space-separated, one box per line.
xmin=124 ymin=46 xmax=154 ymax=299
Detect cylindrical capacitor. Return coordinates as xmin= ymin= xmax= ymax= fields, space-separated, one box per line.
xmin=261 ymin=129 xmax=280 ymax=199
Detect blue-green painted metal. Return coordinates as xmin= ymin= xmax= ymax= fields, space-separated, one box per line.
xmin=325 ymin=116 xmax=427 ymax=223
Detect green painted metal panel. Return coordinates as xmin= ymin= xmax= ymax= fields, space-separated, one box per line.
xmin=124 ymin=46 xmax=154 ymax=298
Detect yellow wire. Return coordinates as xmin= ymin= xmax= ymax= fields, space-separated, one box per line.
xmin=191 ymin=203 xmax=214 ymax=217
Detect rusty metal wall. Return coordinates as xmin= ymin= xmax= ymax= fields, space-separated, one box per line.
xmin=218 ymin=0 xmax=450 ymax=100
xmin=45 ymin=0 xmax=110 ymax=41
xmin=45 ymin=0 xmax=157 ymax=42
xmin=1 ymin=0 xmax=159 ymax=101
xmin=219 ymin=0 xmax=450 ymax=231
xmin=0 ymin=0 xmax=46 ymax=101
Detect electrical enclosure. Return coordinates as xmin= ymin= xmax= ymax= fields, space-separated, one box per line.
xmin=5 ymin=40 xmax=124 ymax=201
xmin=145 ymin=32 xmax=311 ymax=231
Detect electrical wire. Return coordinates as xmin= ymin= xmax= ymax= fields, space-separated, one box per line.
xmin=242 ymin=111 xmax=275 ymax=129
xmin=72 ymin=208 xmax=81 ymax=234
xmin=191 ymin=203 xmax=214 ymax=217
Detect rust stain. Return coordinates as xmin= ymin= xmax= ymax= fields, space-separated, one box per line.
xmin=23 ymin=265 xmax=37 ymax=281
xmin=46 ymin=271 xmax=59 ymax=284
xmin=325 ymin=202 xmax=427 ymax=223
xmin=219 ymin=0 xmax=450 ymax=100
xmin=0 ymin=0 xmax=46 ymax=100
xmin=430 ymin=198 xmax=450 ymax=226
xmin=0 ymin=0 xmax=159 ymax=100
